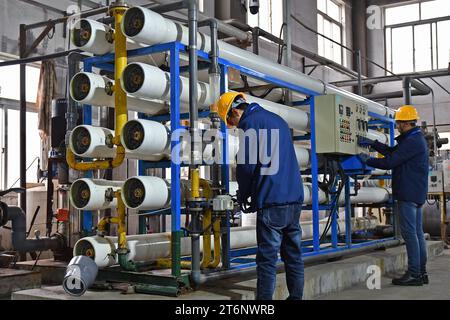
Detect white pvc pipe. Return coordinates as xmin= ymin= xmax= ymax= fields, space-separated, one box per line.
xmin=120 ymin=119 xmax=170 ymax=161
xmin=121 ymin=7 xmax=395 ymax=118
xmin=71 ymin=18 xmax=166 ymax=66
xmin=294 ymin=145 xmax=311 ymax=169
xmin=121 ymin=176 xmax=170 ymax=210
xmin=367 ymin=130 xmax=389 ymax=145
xmin=74 ymin=216 xmax=379 ymax=268
xmin=70 ymin=72 xmax=169 ymax=114
xmin=340 ymin=187 xmax=390 ymax=205
xmin=230 ymin=181 xmax=390 ymax=206
xmin=121 ymin=62 xmax=212 ymax=108
xmin=69 ymin=178 xmax=123 ymax=210
xmin=120 ymin=62 xmax=311 ymax=132
xmin=202 ymin=134 xmax=240 ymax=164
xmin=69 ymin=125 xmax=115 ymax=158
xmin=120 ymin=119 xmax=310 ymax=166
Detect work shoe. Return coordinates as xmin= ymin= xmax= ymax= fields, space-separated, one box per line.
xmin=392 ymin=272 xmax=423 ymax=286
xmin=422 ymin=273 xmax=429 ymax=285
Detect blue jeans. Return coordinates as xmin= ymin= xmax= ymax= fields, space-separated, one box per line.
xmin=256 ymin=204 xmax=304 ymax=300
xmin=396 ymin=201 xmax=427 ymax=277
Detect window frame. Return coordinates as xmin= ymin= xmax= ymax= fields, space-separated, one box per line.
xmin=246 ymin=0 xmax=284 ymax=39
xmin=317 ymin=0 xmax=345 ymax=65
xmin=384 ymin=0 xmax=450 ymax=74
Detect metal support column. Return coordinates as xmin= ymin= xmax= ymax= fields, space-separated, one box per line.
xmin=310 ymin=98 xmax=320 ymax=251
xmin=170 ymin=44 xmax=182 ymax=277
xmin=19 ymin=24 xmax=27 ymax=213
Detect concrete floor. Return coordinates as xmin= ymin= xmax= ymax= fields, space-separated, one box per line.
xmin=11 ymin=241 xmax=446 ymax=300
xmin=318 ymin=249 xmax=450 ymax=300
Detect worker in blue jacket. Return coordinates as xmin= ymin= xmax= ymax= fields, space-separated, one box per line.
xmin=359 ymin=105 xmax=429 ymax=286
xmin=217 ymin=92 xmax=304 ymax=300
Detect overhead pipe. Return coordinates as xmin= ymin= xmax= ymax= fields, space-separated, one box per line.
xmin=403 ymin=77 xmax=412 ymax=105
xmin=363 ymin=78 xmax=430 ymax=101
xmin=66 ymin=4 xmax=129 ymax=171
xmin=332 ymin=68 xmax=450 ymax=87
xmin=142 ymin=0 xmax=252 ymax=43
xmin=120 ymin=7 xmax=395 ymax=118
xmin=201 ymin=15 xmax=361 ymax=80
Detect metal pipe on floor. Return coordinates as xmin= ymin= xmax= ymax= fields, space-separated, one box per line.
xmin=200 ymin=239 xmax=401 ymax=283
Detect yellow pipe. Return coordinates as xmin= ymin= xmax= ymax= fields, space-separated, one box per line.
xmin=115 ymin=190 xmax=127 ymax=250
xmin=97 ymin=217 xmax=121 ymax=233
xmin=111 ymin=5 xmax=128 ymax=145
xmin=155 ymin=258 xmax=192 ymax=270
xmin=191 ymin=169 xmax=200 ymax=198
xmin=66 ymin=6 xmax=128 ymax=172
xmin=209 ymin=218 xmax=221 ymax=269
xmin=199 ymin=179 xmax=212 ymax=269
xmin=200 ymin=209 xmax=212 ymax=269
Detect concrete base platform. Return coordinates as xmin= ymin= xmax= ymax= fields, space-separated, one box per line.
xmin=318 ymin=249 xmax=450 ymax=300
xmin=0 ymin=268 xmax=41 ymax=298
xmin=12 ymin=241 xmax=445 ymax=300
xmin=15 ymin=259 xmax=67 ymax=285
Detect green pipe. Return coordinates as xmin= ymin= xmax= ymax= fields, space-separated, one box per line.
xmin=171 ymin=230 xmax=183 ymax=277
xmin=117 ymin=252 xmax=155 ymax=272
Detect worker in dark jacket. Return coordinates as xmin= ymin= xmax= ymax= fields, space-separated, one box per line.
xmin=217 ymin=92 xmax=304 ymax=300
xmin=359 ymin=105 xmax=429 ymax=286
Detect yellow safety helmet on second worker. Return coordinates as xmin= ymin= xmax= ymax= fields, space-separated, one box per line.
xmin=395 ymin=105 xmax=420 ymax=121
xmin=217 ymin=92 xmax=246 ymax=126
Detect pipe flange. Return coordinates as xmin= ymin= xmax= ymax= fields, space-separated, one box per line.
xmin=105 ymin=81 xmax=114 ymax=96
xmin=104 ymin=188 xmax=115 ymax=202
xmin=105 ymin=29 xmax=114 ymax=44
xmin=115 ymin=247 xmax=130 ymax=255
xmin=105 ymin=133 xmax=115 ymax=148
xmin=51 ymin=233 xmax=67 ymax=250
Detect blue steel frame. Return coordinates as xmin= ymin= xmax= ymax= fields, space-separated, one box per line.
xmin=80 ymin=41 xmax=397 ymax=272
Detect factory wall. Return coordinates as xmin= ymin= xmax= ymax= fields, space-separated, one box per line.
xmin=249 ymin=0 xmax=356 ymax=85
xmin=365 ymin=0 xmax=450 ymax=132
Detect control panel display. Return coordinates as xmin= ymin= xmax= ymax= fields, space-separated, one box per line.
xmin=314 ymin=94 xmax=369 ymax=155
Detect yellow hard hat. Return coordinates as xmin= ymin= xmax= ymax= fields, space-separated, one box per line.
xmin=395 ymin=105 xmax=420 ymax=121
xmin=217 ymin=92 xmax=246 ymax=126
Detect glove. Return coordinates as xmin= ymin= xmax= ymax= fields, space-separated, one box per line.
xmin=236 ymin=190 xmax=254 ymax=213
xmin=358 ymin=153 xmax=371 ymax=164
xmin=357 ymin=136 xmax=375 ymax=148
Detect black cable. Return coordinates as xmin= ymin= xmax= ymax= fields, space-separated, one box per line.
xmin=31 ymin=251 xmax=42 ymax=271
xmin=238 ymin=22 xmax=287 ymax=100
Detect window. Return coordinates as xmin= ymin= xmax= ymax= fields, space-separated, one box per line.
xmin=317 ymin=0 xmax=345 ymax=65
xmin=199 ymin=0 xmax=204 ymax=13
xmin=0 ymin=61 xmax=40 ymax=103
xmin=247 ymin=0 xmax=283 ymax=36
xmin=0 ymin=58 xmax=41 ymax=188
xmin=385 ymin=0 xmax=450 ymax=73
